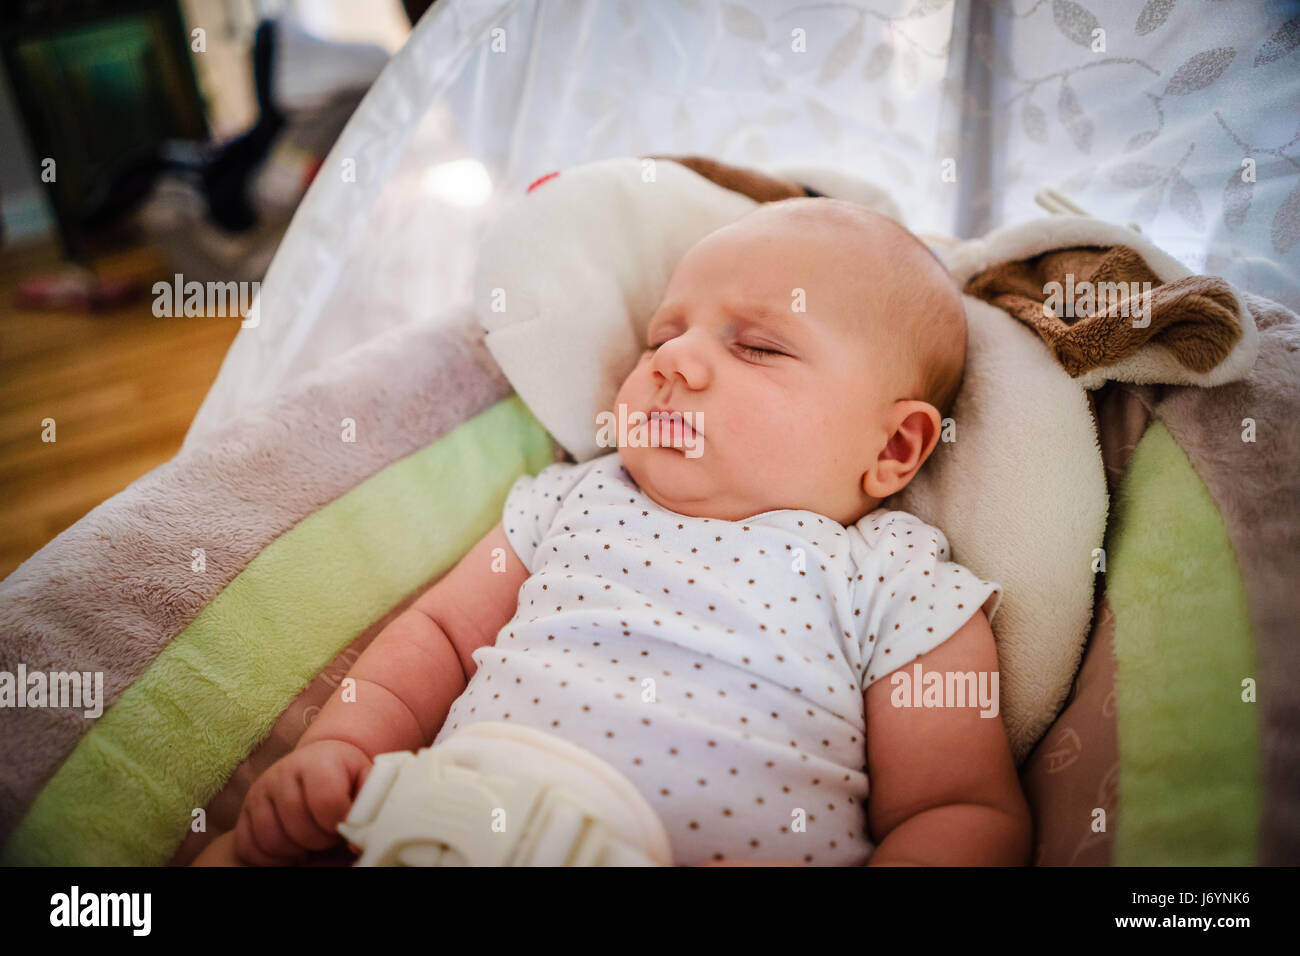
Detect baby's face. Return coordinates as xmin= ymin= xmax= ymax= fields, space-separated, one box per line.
xmin=612 ymin=201 xmax=944 ymax=526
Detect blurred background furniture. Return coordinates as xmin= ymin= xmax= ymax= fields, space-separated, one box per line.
xmin=0 ymin=0 xmax=411 ymax=578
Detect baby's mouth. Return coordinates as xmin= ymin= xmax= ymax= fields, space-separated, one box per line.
xmin=647 ymin=408 xmax=702 ymax=443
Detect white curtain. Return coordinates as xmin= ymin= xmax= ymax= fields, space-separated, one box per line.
xmin=184 ymin=0 xmax=1300 ymax=449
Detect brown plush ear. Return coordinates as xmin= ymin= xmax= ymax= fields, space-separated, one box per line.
xmin=964 ymin=245 xmax=1242 ymax=378
xmin=643 ymin=153 xmax=817 ymax=203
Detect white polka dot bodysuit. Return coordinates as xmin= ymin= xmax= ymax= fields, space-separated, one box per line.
xmin=431 ymin=452 xmax=1002 ymax=866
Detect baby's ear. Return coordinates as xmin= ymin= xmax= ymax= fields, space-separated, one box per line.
xmin=864 ymin=401 xmax=941 ymax=499
xmin=904 ymin=400 xmax=946 ymax=470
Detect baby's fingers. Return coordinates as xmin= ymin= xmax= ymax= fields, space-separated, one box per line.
xmin=276 ymin=769 xmax=341 ymax=852
xmin=233 ymin=800 xmax=283 ymax=866
xmin=300 ymin=756 xmax=362 ymax=837
xmin=241 ymin=786 xmax=308 ymax=864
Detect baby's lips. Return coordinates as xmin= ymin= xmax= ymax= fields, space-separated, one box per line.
xmin=648 ymin=407 xmax=703 ymax=437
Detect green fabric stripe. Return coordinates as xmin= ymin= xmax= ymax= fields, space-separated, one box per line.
xmin=1108 ymin=422 xmax=1259 ymax=865
xmin=3 ymin=395 xmax=555 ymax=865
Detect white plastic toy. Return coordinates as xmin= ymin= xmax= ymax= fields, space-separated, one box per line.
xmin=337 ymin=721 xmax=674 ymax=866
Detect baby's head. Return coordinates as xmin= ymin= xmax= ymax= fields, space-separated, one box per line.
xmin=612 ymin=197 xmax=967 ymax=526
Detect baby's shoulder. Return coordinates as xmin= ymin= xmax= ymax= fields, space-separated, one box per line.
xmin=837 ymin=509 xmax=961 ymax=590
xmin=844 ymin=507 xmax=954 ymax=580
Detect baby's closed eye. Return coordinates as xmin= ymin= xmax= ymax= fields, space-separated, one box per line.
xmin=642 ymin=340 xmax=787 ymax=362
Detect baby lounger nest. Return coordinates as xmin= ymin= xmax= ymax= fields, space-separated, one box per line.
xmin=0 ymin=154 xmax=1296 ymax=867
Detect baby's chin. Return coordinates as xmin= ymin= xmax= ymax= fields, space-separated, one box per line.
xmin=618 ymin=445 xmax=781 ymax=521
xmin=621 ymin=446 xmax=863 ymax=523
xmin=617 ymin=444 xmax=723 ymax=518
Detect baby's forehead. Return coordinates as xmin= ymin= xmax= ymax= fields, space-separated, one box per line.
xmin=741 ymin=205 xmax=910 ymax=287
xmin=682 ymin=201 xmax=942 ymax=340
xmin=737 ymin=204 xmax=923 ymax=295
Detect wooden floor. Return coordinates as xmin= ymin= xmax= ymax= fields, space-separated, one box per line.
xmin=0 ymin=240 xmax=241 ymax=579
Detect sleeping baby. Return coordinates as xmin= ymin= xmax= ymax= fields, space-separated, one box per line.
xmin=196 ymin=197 xmax=1031 ymax=867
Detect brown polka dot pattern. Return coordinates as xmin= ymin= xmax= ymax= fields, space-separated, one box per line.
xmin=431 ymin=454 xmax=1002 ymax=866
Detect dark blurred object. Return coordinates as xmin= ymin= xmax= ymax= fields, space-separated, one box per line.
xmin=4 ymin=6 xmax=387 ymax=291
xmin=401 ymin=0 xmax=437 ymax=26
xmin=81 ymin=20 xmax=284 ymax=234
xmin=0 ymin=0 xmax=208 ymax=261
xmin=117 ymin=17 xmax=385 ymax=284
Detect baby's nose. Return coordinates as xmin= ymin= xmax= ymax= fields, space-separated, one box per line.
xmin=650 ymin=337 xmax=709 ymax=389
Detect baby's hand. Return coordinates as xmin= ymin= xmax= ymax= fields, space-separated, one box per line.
xmin=234 ymin=739 xmax=373 ymax=865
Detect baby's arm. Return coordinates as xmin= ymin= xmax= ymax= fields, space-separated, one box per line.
xmin=863 ymin=609 xmax=1032 ymax=866
xmin=223 ymin=521 xmax=529 ymax=864
xmin=296 ymin=520 xmax=530 ymax=757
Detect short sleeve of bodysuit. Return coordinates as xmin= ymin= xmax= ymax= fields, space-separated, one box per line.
xmin=846 ymin=509 xmax=1003 ymax=689
xmin=502 ymin=456 xmax=602 ymax=572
